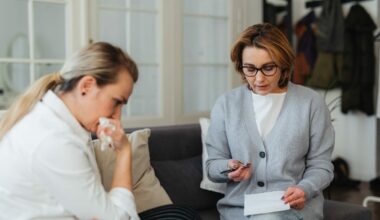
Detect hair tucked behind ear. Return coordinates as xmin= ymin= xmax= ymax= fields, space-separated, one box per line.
xmin=0 ymin=73 xmax=63 ymax=139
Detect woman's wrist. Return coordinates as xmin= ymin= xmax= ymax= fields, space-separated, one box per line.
xmin=112 ymin=141 xmax=133 ymax=190
xmin=115 ymin=141 xmax=132 ymax=157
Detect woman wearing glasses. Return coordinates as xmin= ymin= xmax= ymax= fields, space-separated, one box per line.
xmin=205 ymin=23 xmax=334 ymax=220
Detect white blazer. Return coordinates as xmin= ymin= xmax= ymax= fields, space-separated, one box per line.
xmin=0 ymin=91 xmax=139 ymax=220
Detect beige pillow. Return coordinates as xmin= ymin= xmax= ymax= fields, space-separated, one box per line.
xmin=93 ymin=128 xmax=172 ymax=213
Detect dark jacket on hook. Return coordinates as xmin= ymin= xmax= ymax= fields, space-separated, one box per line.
xmin=315 ymin=0 xmax=344 ymax=53
xmin=306 ymin=0 xmax=344 ymax=89
xmin=341 ymin=4 xmax=376 ymax=115
xmin=293 ymin=11 xmax=317 ymax=85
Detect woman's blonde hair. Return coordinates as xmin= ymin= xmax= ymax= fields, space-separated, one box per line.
xmin=0 ymin=42 xmax=138 ymax=139
xmin=230 ymin=23 xmax=295 ymax=88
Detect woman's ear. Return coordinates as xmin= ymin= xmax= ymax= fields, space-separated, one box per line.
xmin=77 ymin=75 xmax=97 ymax=95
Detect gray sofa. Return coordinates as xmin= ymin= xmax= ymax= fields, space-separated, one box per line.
xmin=126 ymin=124 xmax=372 ymax=220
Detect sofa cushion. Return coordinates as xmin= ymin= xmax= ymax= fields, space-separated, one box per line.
xmin=198 ymin=208 xmax=220 ymax=220
xmin=145 ymin=124 xmax=203 ymax=161
xmin=324 ymin=200 xmax=372 ymax=220
xmin=151 ymin=155 xmax=223 ymax=210
xmin=94 ymin=129 xmax=172 ymax=213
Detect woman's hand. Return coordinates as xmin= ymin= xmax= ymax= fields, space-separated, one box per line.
xmin=97 ymin=118 xmax=130 ymax=151
xmin=227 ymin=160 xmax=252 ymax=182
xmin=97 ymin=118 xmax=133 ymax=190
xmin=282 ymin=186 xmax=306 ymax=210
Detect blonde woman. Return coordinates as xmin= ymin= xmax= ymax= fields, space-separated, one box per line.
xmin=0 ymin=42 xmax=199 ymax=220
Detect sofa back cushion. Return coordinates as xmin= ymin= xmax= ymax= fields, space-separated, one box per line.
xmin=151 ymin=155 xmax=223 ymax=210
xmin=125 ymin=124 xmax=223 ymax=211
xmin=126 ymin=124 xmax=202 ymax=161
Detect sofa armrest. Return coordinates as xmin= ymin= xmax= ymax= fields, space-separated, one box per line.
xmin=324 ymin=200 xmax=372 ymax=220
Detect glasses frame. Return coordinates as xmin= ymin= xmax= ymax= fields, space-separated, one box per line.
xmin=241 ymin=64 xmax=278 ymax=77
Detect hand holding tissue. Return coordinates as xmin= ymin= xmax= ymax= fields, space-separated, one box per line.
xmin=98 ymin=117 xmax=116 ymax=151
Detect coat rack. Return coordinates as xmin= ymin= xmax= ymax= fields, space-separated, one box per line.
xmin=305 ymin=0 xmax=373 ymax=8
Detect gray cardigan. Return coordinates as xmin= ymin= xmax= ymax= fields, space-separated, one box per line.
xmin=205 ymin=82 xmax=334 ymax=220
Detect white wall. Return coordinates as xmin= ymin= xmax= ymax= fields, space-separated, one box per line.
xmin=292 ymin=0 xmax=379 ymax=181
xmin=326 ymin=90 xmax=377 ymax=181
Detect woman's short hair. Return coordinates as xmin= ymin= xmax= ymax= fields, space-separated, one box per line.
xmin=230 ymin=23 xmax=295 ymax=88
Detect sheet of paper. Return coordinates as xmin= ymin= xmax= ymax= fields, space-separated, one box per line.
xmin=244 ymin=191 xmax=290 ymax=216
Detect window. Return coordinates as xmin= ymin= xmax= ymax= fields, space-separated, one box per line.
xmin=0 ymin=0 xmax=261 ymax=127
xmin=182 ymin=0 xmax=229 ymax=114
xmin=96 ymin=0 xmax=160 ymax=118
xmin=0 ymin=0 xmax=68 ymax=109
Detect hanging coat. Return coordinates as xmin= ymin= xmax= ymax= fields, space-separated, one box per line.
xmin=315 ymin=0 xmax=344 ymax=53
xmin=293 ymin=11 xmax=317 ymax=85
xmin=306 ymin=0 xmax=344 ymax=89
xmin=341 ymin=4 xmax=376 ymax=115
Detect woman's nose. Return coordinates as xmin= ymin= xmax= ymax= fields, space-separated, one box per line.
xmin=111 ymin=106 xmax=122 ymax=120
xmin=255 ymin=71 xmax=266 ymax=81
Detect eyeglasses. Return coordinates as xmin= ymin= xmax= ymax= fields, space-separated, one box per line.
xmin=241 ymin=64 xmax=278 ymax=77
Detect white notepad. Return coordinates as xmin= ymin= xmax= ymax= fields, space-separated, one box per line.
xmin=244 ymin=191 xmax=290 ymax=216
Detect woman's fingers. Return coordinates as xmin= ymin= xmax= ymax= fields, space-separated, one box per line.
xmin=228 ymin=165 xmax=252 ymax=182
xmin=290 ymin=198 xmax=305 ymax=210
xmin=98 ymin=117 xmax=130 ymax=150
xmin=283 ymin=186 xmax=306 ymax=210
xmin=228 ymin=160 xmax=242 ymax=170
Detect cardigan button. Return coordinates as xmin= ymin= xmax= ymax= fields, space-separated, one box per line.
xmin=257 ymin=181 xmax=265 ymax=187
xmin=259 ymin=151 xmax=266 ymax=158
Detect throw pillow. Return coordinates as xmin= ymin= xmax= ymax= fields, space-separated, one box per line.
xmin=199 ymin=117 xmax=226 ymax=194
xmin=93 ymin=128 xmax=172 ymax=213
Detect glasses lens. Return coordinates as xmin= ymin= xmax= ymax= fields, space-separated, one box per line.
xmin=244 ymin=66 xmax=257 ymax=76
xmin=243 ymin=66 xmax=257 ymax=76
xmin=242 ymin=64 xmax=277 ymax=76
xmin=262 ymin=65 xmax=277 ymax=76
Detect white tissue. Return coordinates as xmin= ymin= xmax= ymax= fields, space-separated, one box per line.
xmin=99 ymin=117 xmax=116 ymax=151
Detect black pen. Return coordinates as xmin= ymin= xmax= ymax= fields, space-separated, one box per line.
xmin=220 ymin=162 xmax=251 ymax=174
xmin=220 ymin=168 xmax=237 ymax=174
